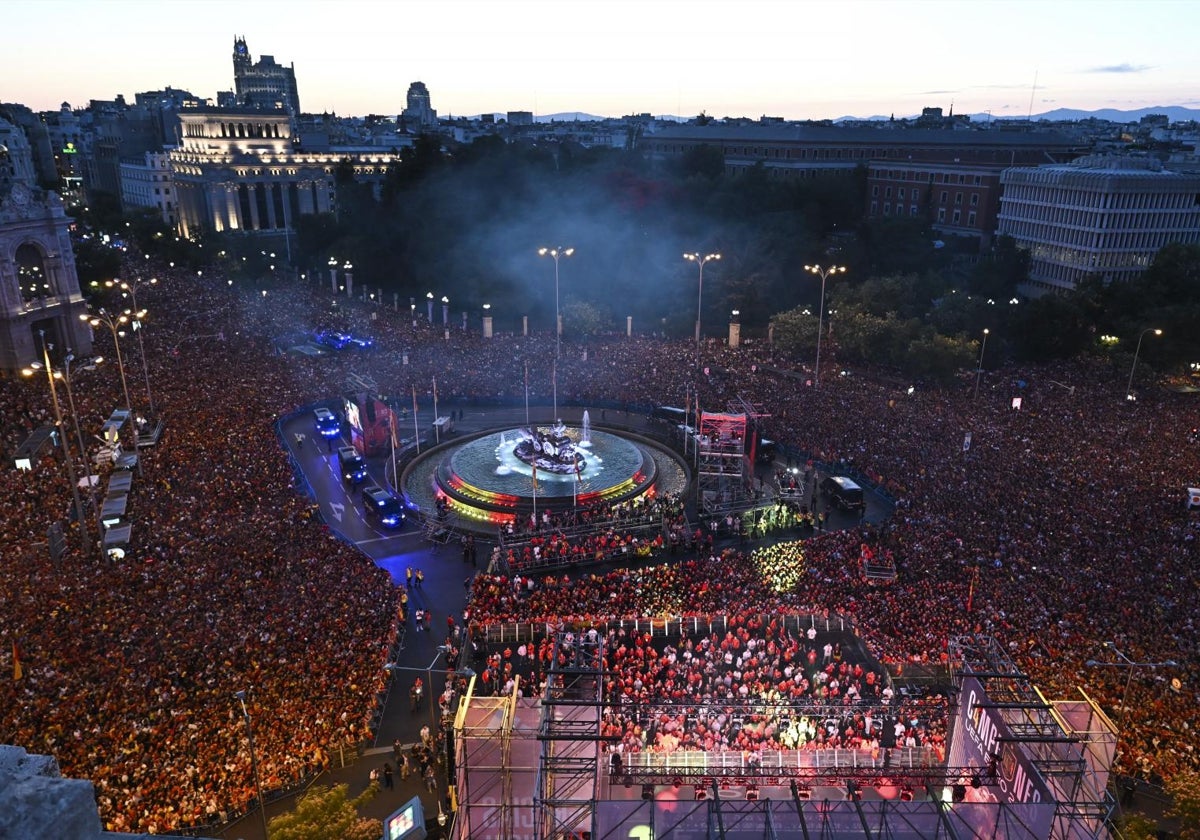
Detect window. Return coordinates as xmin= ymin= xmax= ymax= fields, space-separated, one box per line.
xmin=940 ymin=190 xmax=948 ymax=203
xmin=937 ymin=208 xmax=946 ymax=223
xmin=952 ymin=210 xmax=961 ymax=224
xmin=968 ymin=211 xmax=977 ymax=227
xmin=884 ymin=202 xmax=891 ymax=215
xmin=911 ymin=205 xmax=919 ymax=217
xmin=871 ymin=201 xmax=878 ymax=214
xmin=970 ymin=194 xmax=979 ymax=206
xmin=885 ymin=187 xmax=892 ymax=199
xmin=955 ymin=192 xmax=963 ymax=205
xmin=872 ymin=185 xmax=879 ymax=197
xmin=898 ymin=188 xmax=906 ymax=200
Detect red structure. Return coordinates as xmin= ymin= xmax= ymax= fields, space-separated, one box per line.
xmin=343 ymin=394 xmax=393 ymax=457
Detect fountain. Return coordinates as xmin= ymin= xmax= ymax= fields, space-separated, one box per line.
xmin=581 ymin=410 xmax=592 ymax=447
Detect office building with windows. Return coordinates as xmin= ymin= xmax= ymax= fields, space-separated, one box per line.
xmin=997 ymin=155 xmax=1200 ymax=293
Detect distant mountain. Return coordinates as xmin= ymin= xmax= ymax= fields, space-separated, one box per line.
xmin=1019 ymin=105 xmax=1200 ymax=123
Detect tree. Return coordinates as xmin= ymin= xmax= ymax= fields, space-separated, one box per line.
xmin=266 ymin=782 xmax=381 ymax=840
xmin=1166 ymin=768 xmax=1200 ymax=839
xmin=561 ymin=300 xmax=612 ymax=338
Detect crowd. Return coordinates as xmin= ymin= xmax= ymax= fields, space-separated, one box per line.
xmin=1 ymin=248 xmax=1197 ymax=833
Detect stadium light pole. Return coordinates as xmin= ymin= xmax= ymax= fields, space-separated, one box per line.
xmin=973 ymin=329 xmax=990 ymax=399
xmin=538 ymin=246 xmax=573 ymax=358
xmin=234 ymin=690 xmax=270 ymax=840
xmin=1125 ymin=328 xmax=1162 ymax=401
xmin=683 ymin=252 xmax=721 ymax=357
xmin=23 ymin=331 xmax=92 ymax=558
xmin=803 ymin=264 xmax=845 ymax=387
xmin=1085 ymin=642 xmax=1177 ymax=727
xmin=82 ymin=309 xmax=139 ymax=475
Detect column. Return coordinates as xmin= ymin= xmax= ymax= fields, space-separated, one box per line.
xmin=483 ymin=315 xmax=493 ymax=339
xmin=626 ymin=315 xmax=632 ymax=337
xmin=729 ymin=321 xmax=741 ymax=349
xmin=246 ymin=184 xmax=261 ymax=231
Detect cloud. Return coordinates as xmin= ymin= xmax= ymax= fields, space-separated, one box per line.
xmin=914 ymin=89 xmax=957 ymax=95
xmin=1088 ymin=63 xmax=1152 ymax=74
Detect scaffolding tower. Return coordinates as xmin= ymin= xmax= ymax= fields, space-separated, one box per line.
xmin=535 ymin=630 xmax=606 ymax=840
xmin=949 ymin=634 xmax=1114 ymax=839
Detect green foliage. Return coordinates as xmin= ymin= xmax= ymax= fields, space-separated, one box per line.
xmin=72 ymin=236 xmax=122 ymax=288
xmin=1008 ymin=293 xmax=1093 ymax=361
xmin=1166 ymin=768 xmax=1200 ymax=839
xmin=1114 ymin=811 xmax=1159 ymax=840
xmin=266 ymin=782 xmax=381 ymax=840
xmin=561 ymin=300 xmax=612 ymax=338
xmin=677 ymin=144 xmax=725 ymax=180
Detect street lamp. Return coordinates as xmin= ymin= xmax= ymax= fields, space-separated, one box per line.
xmin=81 ymin=309 xmax=139 ymax=474
xmin=56 ymin=352 xmax=105 ymax=531
xmin=234 ymin=690 xmax=270 ymax=840
xmin=107 ymin=277 xmax=157 ymax=417
xmin=1125 ymin=328 xmax=1162 ymax=401
xmin=803 ymin=264 xmax=845 ymax=386
xmin=441 ymin=295 xmax=450 ymax=327
xmin=1085 ymin=642 xmax=1178 ymax=727
xmin=23 ymin=331 xmax=92 ymax=558
xmin=427 ymin=291 xmax=435 ymax=322
xmin=538 ymin=246 xmax=574 ymax=358
xmin=683 ymin=252 xmax=721 ymax=356
xmin=974 ymin=328 xmax=990 ymax=399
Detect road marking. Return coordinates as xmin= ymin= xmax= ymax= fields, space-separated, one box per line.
xmin=329 ymin=502 xmax=345 ymax=521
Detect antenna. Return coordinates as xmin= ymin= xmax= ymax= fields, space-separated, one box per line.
xmin=1027 ymin=68 xmax=1038 ymax=121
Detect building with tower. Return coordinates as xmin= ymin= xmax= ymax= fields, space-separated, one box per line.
xmin=0 ymin=116 xmax=92 ymax=374
xmin=401 ymin=81 xmax=437 ymax=129
xmin=232 ymin=37 xmax=300 ymax=116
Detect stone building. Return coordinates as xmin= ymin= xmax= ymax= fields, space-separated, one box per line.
xmin=0 ymin=116 xmax=91 ymax=374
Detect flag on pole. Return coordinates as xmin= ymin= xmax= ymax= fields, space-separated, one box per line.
xmin=12 ymin=639 xmax=23 ymax=681
xmin=390 ymin=410 xmax=399 ymax=449
xmin=433 ymin=376 xmax=438 ymax=406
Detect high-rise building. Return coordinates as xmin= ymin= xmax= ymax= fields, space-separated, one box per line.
xmin=232 ymin=37 xmax=300 ymax=116
xmin=401 ymin=82 xmax=437 ymax=129
xmin=997 ymin=155 xmax=1200 ymax=293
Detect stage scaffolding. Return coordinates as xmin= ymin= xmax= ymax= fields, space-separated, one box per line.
xmin=948 ymin=634 xmax=1115 ymax=839
xmin=450 ymin=627 xmax=1119 ymax=839
xmin=534 ymin=630 xmax=606 ymax=840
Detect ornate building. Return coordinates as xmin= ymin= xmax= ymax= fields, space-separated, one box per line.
xmin=232 ymin=37 xmax=300 ymax=116
xmin=0 ymin=116 xmax=91 ymax=374
xmin=170 ymin=107 xmax=398 ymax=238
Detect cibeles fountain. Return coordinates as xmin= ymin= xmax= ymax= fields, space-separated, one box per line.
xmin=402 ymin=412 xmax=688 ymax=528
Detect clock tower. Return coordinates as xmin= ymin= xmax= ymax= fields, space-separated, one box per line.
xmin=232 ymin=36 xmax=250 ymax=72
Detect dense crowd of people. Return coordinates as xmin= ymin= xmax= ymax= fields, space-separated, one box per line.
xmin=1 ymin=249 xmax=1197 ymax=832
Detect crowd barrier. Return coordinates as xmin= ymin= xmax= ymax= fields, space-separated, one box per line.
xmin=619 ymin=745 xmax=941 ymax=777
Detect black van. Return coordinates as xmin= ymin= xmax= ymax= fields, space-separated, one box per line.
xmin=821 ymin=475 xmax=865 ymax=511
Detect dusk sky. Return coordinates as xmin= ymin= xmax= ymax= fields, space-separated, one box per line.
xmin=8 ymin=0 xmax=1198 ymax=120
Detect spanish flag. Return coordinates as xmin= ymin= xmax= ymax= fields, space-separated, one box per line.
xmin=12 ymin=640 xmax=22 ymax=681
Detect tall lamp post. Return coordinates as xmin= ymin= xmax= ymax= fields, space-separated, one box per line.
xmin=57 ymin=352 xmax=104 ymax=532
xmin=973 ymin=328 xmax=990 ymax=399
xmin=1125 ymin=328 xmax=1162 ymax=401
xmin=538 ymin=246 xmax=573 ymax=358
xmin=82 ymin=309 xmax=139 ymax=474
xmin=683 ymin=252 xmax=721 ymax=357
xmin=803 ymin=264 xmax=845 ymax=387
xmin=23 ymin=331 xmax=92 ymax=558
xmin=107 ymin=277 xmax=157 ymax=417
xmin=1086 ymin=641 xmax=1177 ymax=727
xmin=234 ymin=690 xmax=270 ymax=840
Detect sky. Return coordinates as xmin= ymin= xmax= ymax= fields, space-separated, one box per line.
xmin=6 ymin=0 xmax=1199 ymax=121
